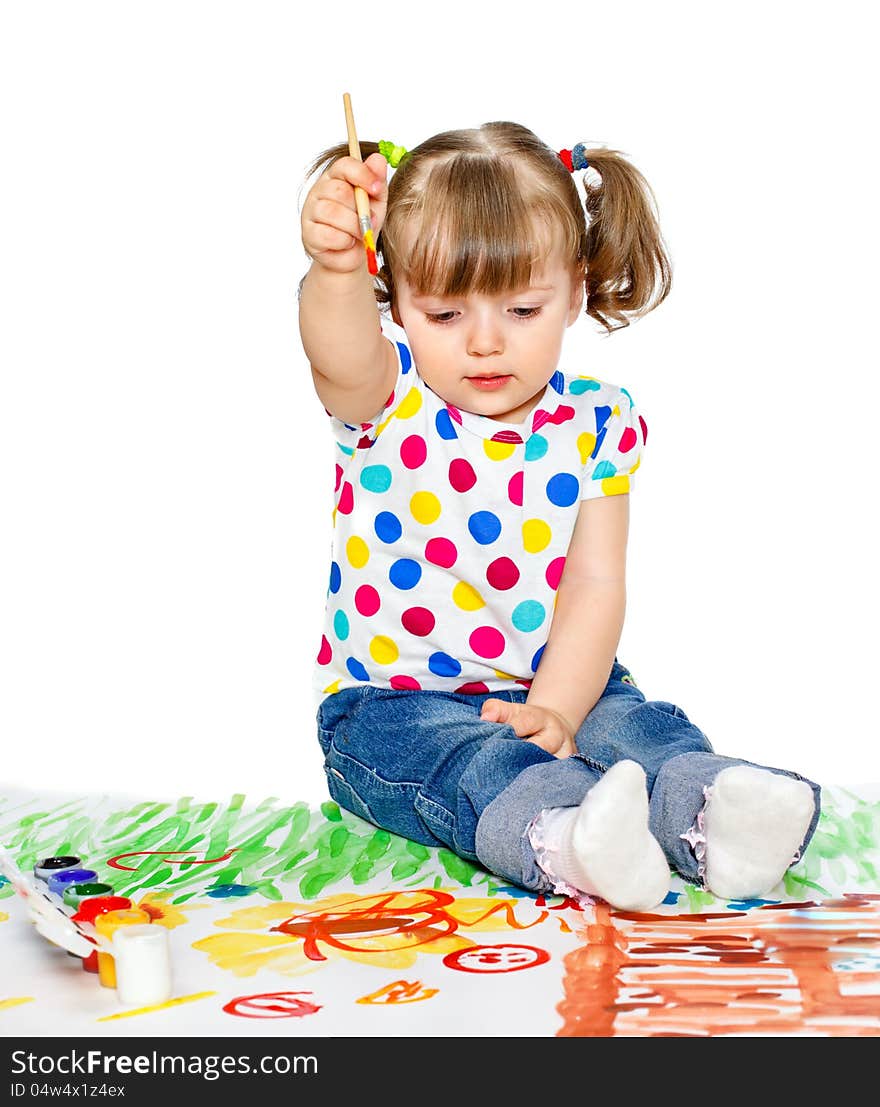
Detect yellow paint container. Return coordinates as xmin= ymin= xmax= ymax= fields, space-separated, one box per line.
xmin=95 ymin=909 xmax=150 ymax=988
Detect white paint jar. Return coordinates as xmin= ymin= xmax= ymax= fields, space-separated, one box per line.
xmin=112 ymin=924 xmax=172 ymax=1006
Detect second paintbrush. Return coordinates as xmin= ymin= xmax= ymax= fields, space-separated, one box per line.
xmin=342 ymin=92 xmax=379 ymax=276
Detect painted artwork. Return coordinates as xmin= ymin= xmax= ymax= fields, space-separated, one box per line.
xmin=1 ymin=784 xmax=878 ymax=1036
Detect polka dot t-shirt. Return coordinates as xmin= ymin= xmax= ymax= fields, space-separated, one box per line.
xmin=313 ymin=314 xmax=647 ymax=699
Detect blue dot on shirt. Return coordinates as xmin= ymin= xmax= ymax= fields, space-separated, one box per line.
xmin=346 ymin=657 xmax=371 ymax=682
xmin=389 ymin=558 xmax=422 ymax=590
xmin=374 ymin=511 xmax=403 ymax=543
xmin=435 ymin=410 xmax=459 ymax=440
xmin=329 ymin=561 xmax=341 ymax=594
xmin=549 ymin=370 xmax=565 ymax=394
xmin=468 ymin=510 xmax=502 ymax=544
xmin=569 ymin=378 xmax=601 ymax=395
xmin=512 ymin=600 xmax=546 ymax=633
xmin=531 ymin=644 xmax=546 ymax=673
xmin=334 ymin=610 xmax=350 ymax=640
xmin=546 ymin=472 xmax=580 ymax=507
xmin=524 ymin=434 xmax=548 ymax=462
xmin=397 ymin=341 xmax=411 ymax=374
xmin=361 ymin=464 xmax=392 ymax=493
xmin=429 ymin=651 xmax=462 ymax=677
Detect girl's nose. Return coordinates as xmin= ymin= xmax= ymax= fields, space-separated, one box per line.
xmin=466 ymin=316 xmax=504 ymax=357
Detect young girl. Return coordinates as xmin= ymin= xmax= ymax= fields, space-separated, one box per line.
xmin=298 ymin=120 xmax=820 ymax=911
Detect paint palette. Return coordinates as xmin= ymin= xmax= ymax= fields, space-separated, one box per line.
xmin=0 ymin=847 xmax=171 ymax=1006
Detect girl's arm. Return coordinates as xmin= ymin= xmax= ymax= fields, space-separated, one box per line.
xmin=525 ymin=495 xmax=629 ymax=733
xmin=298 ymin=151 xmax=396 ymax=425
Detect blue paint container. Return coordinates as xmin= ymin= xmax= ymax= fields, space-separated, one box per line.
xmin=47 ymin=868 xmax=99 ymax=896
xmin=33 ymin=856 xmax=82 ymax=883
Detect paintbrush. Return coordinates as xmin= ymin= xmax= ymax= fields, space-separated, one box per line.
xmin=342 ymin=92 xmax=379 ymax=276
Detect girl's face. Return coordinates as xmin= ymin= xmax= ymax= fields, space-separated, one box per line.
xmin=391 ymin=248 xmax=584 ymax=425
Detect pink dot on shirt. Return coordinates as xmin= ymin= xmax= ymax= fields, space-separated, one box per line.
xmin=317 ymin=635 xmax=332 ymax=665
xmin=335 ymin=464 xmax=343 ymax=493
xmin=390 ymin=674 xmax=422 ymax=690
xmin=449 ymin=458 xmax=477 ymax=493
xmin=469 ymin=627 xmax=505 ymax=658
xmin=486 ymin=557 xmax=520 ymax=590
xmin=338 ymin=481 xmax=354 ymax=515
xmin=508 ymin=470 xmax=523 ymax=506
xmin=355 ymin=585 xmax=381 ymax=616
xmin=546 ymin=556 xmax=566 ymax=590
xmin=425 ymin=537 xmax=458 ymax=568
xmin=402 ymin=607 xmax=436 ymax=636
xmin=400 ymin=434 xmax=428 ymax=469
xmin=456 ymin=681 xmax=490 ymax=695
xmin=619 ymin=425 xmax=637 ymax=453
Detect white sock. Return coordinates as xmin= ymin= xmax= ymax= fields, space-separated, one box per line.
xmin=531 ymin=760 xmax=670 ymax=911
xmin=702 ymin=765 xmax=815 ymax=900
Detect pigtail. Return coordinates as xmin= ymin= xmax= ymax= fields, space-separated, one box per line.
xmin=578 ymin=149 xmax=673 ymax=332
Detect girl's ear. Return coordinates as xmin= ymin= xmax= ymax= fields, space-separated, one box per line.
xmin=567 ymin=276 xmax=585 ymax=325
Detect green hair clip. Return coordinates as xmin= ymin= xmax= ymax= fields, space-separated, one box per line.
xmin=379 ymin=140 xmax=410 ymax=168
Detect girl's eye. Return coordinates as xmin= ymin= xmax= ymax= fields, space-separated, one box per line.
xmin=425 ymin=311 xmax=457 ymax=325
xmin=511 ymin=307 xmax=541 ymax=319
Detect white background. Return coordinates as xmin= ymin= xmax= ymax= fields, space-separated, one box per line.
xmin=2 ymin=1 xmax=878 ymax=803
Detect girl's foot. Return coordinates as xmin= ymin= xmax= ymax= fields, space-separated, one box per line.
xmin=702 ymin=765 xmax=815 ymax=899
xmin=534 ymin=760 xmax=670 ymax=911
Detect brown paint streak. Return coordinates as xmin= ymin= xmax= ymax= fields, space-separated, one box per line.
xmin=557 ymin=898 xmax=880 ymax=1037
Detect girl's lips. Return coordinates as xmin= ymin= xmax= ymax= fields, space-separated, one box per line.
xmin=467 ymin=375 xmax=512 ymax=390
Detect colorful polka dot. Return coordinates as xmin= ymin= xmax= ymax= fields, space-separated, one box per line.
xmin=361 ymin=465 xmax=392 ymax=493
xmin=546 ymin=472 xmax=580 ymax=507
xmin=452 ymin=581 xmax=485 ymax=611
xmin=484 ymin=439 xmax=516 ymax=462
xmin=546 ymin=556 xmax=566 ymax=590
xmin=390 ymin=674 xmax=421 ymax=690
xmin=569 ymin=377 xmax=600 ymax=395
xmin=508 ymin=470 xmax=523 ymax=506
xmin=522 ymin=518 xmax=551 ymax=553
xmin=425 ymin=537 xmax=458 ymax=568
xmin=402 ymin=607 xmax=435 ymax=636
xmin=396 ymin=387 xmax=422 ymax=420
xmin=435 ymin=410 xmax=458 ymax=440
xmin=374 ymin=511 xmax=403 ymax=543
xmin=389 ymin=558 xmax=422 ymax=590
xmin=370 ymin=635 xmax=399 ymax=664
xmin=524 ymin=434 xmax=547 ymax=461
xmin=333 ymin=610 xmax=350 ymax=640
xmin=337 ymin=481 xmax=354 ymax=514
xmin=317 ymin=635 xmax=332 ymax=665
xmin=355 ymin=585 xmax=381 ymax=616
xmin=468 ymin=511 xmax=502 ymax=544
xmin=449 ymin=458 xmax=477 ymax=492
xmin=346 ymin=657 xmax=370 ymax=681
xmin=401 ymin=435 xmax=427 ymax=469
xmin=470 ymin=626 xmax=505 ymax=659
xmin=486 ymin=557 xmax=520 ymax=590
xmin=346 ymin=536 xmax=369 ymax=568
xmin=429 ymin=652 xmax=462 ymax=677
xmin=334 ymin=463 xmax=343 ymax=492
xmin=530 ymin=644 xmax=545 ymax=672
xmin=456 ymin=681 xmax=490 ymax=695
xmin=328 ymin=561 xmax=341 ymax=594
xmin=577 ymin=432 xmax=597 ymax=465
xmin=512 ymin=600 xmax=545 ymax=632
xmin=410 ymin=491 xmax=442 ymax=525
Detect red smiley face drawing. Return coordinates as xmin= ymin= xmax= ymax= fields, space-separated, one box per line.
xmin=222 ymin=991 xmax=322 ymax=1018
xmin=442 ymin=943 xmax=550 ymax=973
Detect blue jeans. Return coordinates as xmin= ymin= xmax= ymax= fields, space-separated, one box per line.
xmin=315 ymin=659 xmax=822 ymax=893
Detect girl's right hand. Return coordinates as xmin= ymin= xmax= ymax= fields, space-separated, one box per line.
xmin=301 ymin=152 xmax=388 ymax=274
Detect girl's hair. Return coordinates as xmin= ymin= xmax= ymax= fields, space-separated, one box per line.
xmin=303 ymin=121 xmax=672 ymax=333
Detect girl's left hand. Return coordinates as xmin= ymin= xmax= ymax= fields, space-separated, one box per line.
xmin=480 ymin=700 xmax=577 ymax=759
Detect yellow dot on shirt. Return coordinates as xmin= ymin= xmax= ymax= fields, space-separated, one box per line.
xmin=370 ymin=635 xmax=399 ymax=664
xmin=411 ymin=491 xmax=441 ymax=524
xmin=601 ymin=474 xmax=631 ymax=496
xmin=522 ymin=518 xmax=552 ymax=553
xmin=577 ymin=432 xmax=597 ymax=466
xmin=396 ymin=387 xmax=422 ymax=420
xmin=484 ymin=440 xmax=516 ymax=462
xmin=322 ymin=679 xmax=343 ymax=695
xmin=494 ymin=668 xmax=515 ymax=680
xmin=453 ymin=581 xmax=485 ymax=611
xmin=346 ymin=535 xmax=370 ymax=567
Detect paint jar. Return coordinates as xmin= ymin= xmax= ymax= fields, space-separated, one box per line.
xmin=63 ymin=882 xmax=116 ymax=910
xmin=33 ymin=856 xmax=82 ymax=883
xmin=94 ymin=908 xmax=150 ymax=988
xmin=112 ymin=924 xmax=172 ymax=1006
xmin=72 ymin=896 xmax=132 ymax=974
xmin=47 ymin=869 xmax=98 ymax=897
